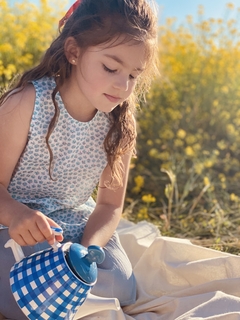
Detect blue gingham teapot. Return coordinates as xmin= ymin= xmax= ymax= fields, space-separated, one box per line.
xmin=5 ymin=227 xmax=105 ymax=320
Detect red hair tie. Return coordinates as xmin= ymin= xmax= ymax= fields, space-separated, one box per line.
xmin=59 ymin=0 xmax=82 ymax=29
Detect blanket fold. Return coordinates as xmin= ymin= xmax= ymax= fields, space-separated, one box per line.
xmin=82 ymin=219 xmax=240 ymax=320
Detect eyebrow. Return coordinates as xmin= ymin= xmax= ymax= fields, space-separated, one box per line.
xmin=104 ymin=54 xmax=144 ymax=72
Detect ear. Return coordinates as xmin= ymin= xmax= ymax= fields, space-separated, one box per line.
xmin=64 ymin=37 xmax=80 ymax=65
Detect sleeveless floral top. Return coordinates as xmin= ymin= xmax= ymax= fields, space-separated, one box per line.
xmin=0 ymin=77 xmax=111 ymax=241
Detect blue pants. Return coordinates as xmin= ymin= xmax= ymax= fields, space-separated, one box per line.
xmin=0 ymin=228 xmax=136 ymax=320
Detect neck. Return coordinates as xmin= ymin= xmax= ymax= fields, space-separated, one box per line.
xmin=59 ymin=79 xmax=97 ymax=122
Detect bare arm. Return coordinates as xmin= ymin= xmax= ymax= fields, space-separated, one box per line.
xmin=81 ymin=151 xmax=132 ymax=247
xmin=0 ymin=86 xmax=63 ymax=246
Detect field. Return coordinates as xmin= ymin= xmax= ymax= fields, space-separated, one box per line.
xmin=1 ymin=1 xmax=240 ymax=255
xmin=125 ymin=3 xmax=240 ymax=255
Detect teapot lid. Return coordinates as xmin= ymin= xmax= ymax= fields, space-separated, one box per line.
xmin=67 ymin=244 xmax=105 ymax=283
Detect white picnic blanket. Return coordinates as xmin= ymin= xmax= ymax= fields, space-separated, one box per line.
xmin=82 ymin=219 xmax=240 ymax=320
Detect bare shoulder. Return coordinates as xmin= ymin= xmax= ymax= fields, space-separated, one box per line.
xmin=0 ymin=84 xmax=36 ymax=187
xmin=0 ymin=84 xmax=36 ymax=143
xmin=0 ymin=84 xmax=36 ymax=122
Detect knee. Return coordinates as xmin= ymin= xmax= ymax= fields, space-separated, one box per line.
xmin=92 ymin=233 xmax=137 ymax=306
xmin=112 ymin=267 xmax=137 ymax=306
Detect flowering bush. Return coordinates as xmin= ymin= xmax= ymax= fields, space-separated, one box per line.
xmin=0 ymin=0 xmax=65 ymax=88
xmin=126 ymin=4 xmax=240 ymax=245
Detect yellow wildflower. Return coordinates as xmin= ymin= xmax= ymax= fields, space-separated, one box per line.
xmin=149 ymin=148 xmax=159 ymax=158
xmin=142 ymin=194 xmax=156 ymax=203
xmin=197 ymin=5 xmax=204 ymax=15
xmin=186 ymin=134 xmax=196 ymax=145
xmin=226 ymin=124 xmax=236 ymax=137
xmin=174 ymin=139 xmax=184 ymax=147
xmin=194 ymin=163 xmax=204 ymax=175
xmin=220 ymin=111 xmax=230 ymax=120
xmin=161 ymin=129 xmax=174 ymax=140
xmin=193 ymin=143 xmax=201 ymax=152
xmin=203 ymin=177 xmax=210 ymax=186
xmin=217 ymin=140 xmax=227 ymax=150
xmin=221 ymin=86 xmax=229 ymax=94
xmin=176 ymin=129 xmax=187 ymax=139
xmin=158 ymin=151 xmax=170 ymax=161
xmin=137 ymin=207 xmax=148 ymax=220
xmin=226 ymin=3 xmax=234 ymax=9
xmin=185 ymin=146 xmax=195 ymax=157
xmin=230 ymin=193 xmax=239 ymax=202
xmin=147 ymin=140 xmax=153 ymax=146
xmin=132 ymin=175 xmax=144 ymax=194
xmin=204 ymin=160 xmax=213 ymax=168
xmin=218 ymin=173 xmax=226 ymax=182
xmin=186 ymin=15 xmax=193 ymax=24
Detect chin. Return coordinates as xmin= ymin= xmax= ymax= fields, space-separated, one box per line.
xmin=97 ymin=105 xmax=118 ymax=113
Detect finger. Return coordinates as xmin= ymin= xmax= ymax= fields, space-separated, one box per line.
xmin=46 ymin=217 xmax=62 ymax=230
xmin=9 ymin=228 xmax=35 ymax=247
xmin=55 ymin=234 xmax=64 ymax=242
xmin=10 ymin=233 xmax=28 ymax=247
xmin=19 ymin=235 xmax=29 ymax=246
xmin=46 ymin=218 xmax=64 ymax=243
xmin=50 ymin=226 xmax=63 ymax=235
xmin=46 ymin=229 xmax=64 ymax=245
xmin=46 ymin=234 xmax=56 ymax=246
xmin=36 ymin=221 xmax=59 ymax=246
xmin=36 ymin=216 xmax=64 ymax=245
xmin=29 ymin=227 xmax=46 ymax=244
xmin=36 ymin=218 xmax=53 ymax=241
xmin=21 ymin=230 xmax=38 ymax=246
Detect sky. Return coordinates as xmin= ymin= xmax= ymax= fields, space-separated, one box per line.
xmin=12 ymin=0 xmax=240 ymax=25
xmin=156 ymin=0 xmax=240 ymax=25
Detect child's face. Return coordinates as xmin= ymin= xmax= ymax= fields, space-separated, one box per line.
xmin=72 ymin=41 xmax=146 ymax=113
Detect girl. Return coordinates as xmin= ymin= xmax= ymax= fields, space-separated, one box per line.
xmin=0 ymin=0 xmax=158 ymax=319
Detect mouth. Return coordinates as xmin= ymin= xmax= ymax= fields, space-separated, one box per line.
xmin=104 ymin=93 xmax=121 ymax=103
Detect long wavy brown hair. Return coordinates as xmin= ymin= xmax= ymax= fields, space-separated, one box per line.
xmin=0 ymin=0 xmax=158 ymax=188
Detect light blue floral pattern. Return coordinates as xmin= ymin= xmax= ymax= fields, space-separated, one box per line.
xmin=1 ymin=77 xmax=111 ymax=242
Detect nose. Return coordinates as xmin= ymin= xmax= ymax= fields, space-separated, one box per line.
xmin=113 ymin=75 xmax=129 ymax=91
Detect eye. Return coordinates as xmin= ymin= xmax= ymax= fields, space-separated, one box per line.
xmin=129 ymin=74 xmax=135 ymax=80
xmin=103 ymin=64 xmax=117 ymax=73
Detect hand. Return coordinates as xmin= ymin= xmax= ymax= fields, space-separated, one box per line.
xmin=8 ymin=208 xmax=64 ymax=246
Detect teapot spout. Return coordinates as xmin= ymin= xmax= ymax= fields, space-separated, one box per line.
xmin=73 ymin=293 xmax=120 ymax=319
xmin=4 ymin=239 xmax=25 ymax=262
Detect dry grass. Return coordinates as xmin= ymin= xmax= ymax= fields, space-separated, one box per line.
xmin=124 ymin=180 xmax=240 ymax=256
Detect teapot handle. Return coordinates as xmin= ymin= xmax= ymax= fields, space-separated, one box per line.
xmin=4 ymin=239 xmax=25 ymax=262
xmin=4 ymin=227 xmax=63 ymax=261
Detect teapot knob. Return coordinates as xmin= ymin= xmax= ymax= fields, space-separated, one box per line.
xmin=85 ymin=245 xmax=105 ymax=265
xmin=66 ymin=243 xmax=105 ymax=284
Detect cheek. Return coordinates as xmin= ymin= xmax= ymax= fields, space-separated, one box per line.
xmin=82 ymin=65 xmax=106 ymax=87
xmin=78 ymin=68 xmax=98 ymax=91
xmin=128 ymin=81 xmax=137 ymax=95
